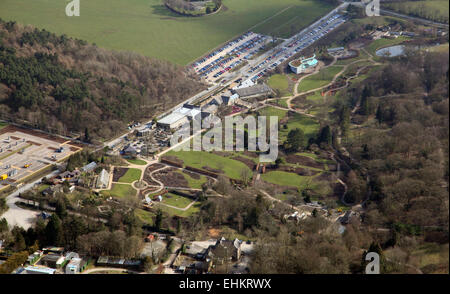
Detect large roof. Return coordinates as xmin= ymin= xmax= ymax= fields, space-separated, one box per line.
xmin=158 ymin=112 xmax=188 ymax=125
xmin=234 ymin=84 xmax=272 ymax=98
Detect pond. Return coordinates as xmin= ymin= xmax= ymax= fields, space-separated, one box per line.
xmin=376 ymin=45 xmax=406 ymax=57
xmin=376 ymin=43 xmax=443 ymax=57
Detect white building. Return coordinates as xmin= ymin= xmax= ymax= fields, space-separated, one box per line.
xmin=157 ymin=112 xmax=189 ymax=130
xmin=96 ymin=169 xmax=110 ymax=189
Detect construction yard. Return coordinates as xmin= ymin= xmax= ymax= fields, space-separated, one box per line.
xmin=0 ymin=125 xmax=82 ymax=190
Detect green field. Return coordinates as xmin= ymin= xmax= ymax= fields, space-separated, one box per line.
xmin=162 ymin=193 xmax=193 ymax=209
xmin=103 ymin=183 xmax=136 ymax=199
xmin=268 ymin=74 xmax=291 ymax=97
xmin=261 ymin=170 xmax=315 ymax=190
xmin=0 ymin=0 xmax=334 ymax=65
xmin=126 ymin=158 xmax=147 ymax=165
xmin=165 ymin=151 xmax=251 ymax=180
xmin=0 ymin=122 xmax=8 ymax=129
xmin=297 ymin=65 xmax=342 ymax=93
xmin=280 ymin=112 xmax=320 ymax=141
xmin=156 ymin=201 xmax=201 ymax=217
xmin=117 ymin=168 xmax=142 ymax=183
xmin=306 ymin=91 xmax=324 ymax=103
xmin=258 ymin=106 xmax=320 ymax=141
xmin=135 ymin=208 xmax=155 ymax=225
xmin=181 ymin=171 xmax=208 ymax=189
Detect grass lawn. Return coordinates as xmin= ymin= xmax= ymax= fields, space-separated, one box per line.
xmin=117 ymin=168 xmax=142 ymax=183
xmin=156 ymin=201 xmax=201 ymax=217
xmin=162 ymin=193 xmax=193 ymax=209
xmin=102 ymin=183 xmax=136 ymax=199
xmin=258 ymin=106 xmax=288 ymax=118
xmin=306 ymin=91 xmax=325 ymax=103
xmin=268 ymin=74 xmax=291 ymax=97
xmin=126 ymin=158 xmax=147 ymax=165
xmin=181 ymin=171 xmax=208 ymax=189
xmin=257 ymin=106 xmax=320 ymax=141
xmin=261 ymin=170 xmax=316 ymax=190
xmin=0 ymin=122 xmax=7 ymax=129
xmin=0 ymin=0 xmax=335 ymax=65
xmin=164 ymin=151 xmax=251 ymax=180
xmin=135 ymin=208 xmax=155 ymax=226
xmin=297 ymin=65 xmax=342 ymax=93
xmin=277 ymin=98 xmax=290 ymax=108
xmin=279 ymin=112 xmax=320 ymax=141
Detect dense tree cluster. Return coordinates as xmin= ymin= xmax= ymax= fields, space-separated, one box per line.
xmin=0 ymin=20 xmax=205 ymax=140
xmin=340 ymin=51 xmax=449 ymax=231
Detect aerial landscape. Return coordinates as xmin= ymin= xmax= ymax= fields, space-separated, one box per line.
xmin=0 ymin=0 xmax=448 ymax=280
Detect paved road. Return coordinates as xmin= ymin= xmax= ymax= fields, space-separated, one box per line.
xmin=1 ymin=169 xmax=59 ymax=229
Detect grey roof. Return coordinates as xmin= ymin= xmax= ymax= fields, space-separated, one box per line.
xmin=158 ymin=112 xmax=187 ymax=126
xmin=234 ymin=84 xmax=272 ymax=98
xmin=327 ymin=47 xmax=345 ymax=52
xmin=96 ymin=169 xmax=110 ymax=188
xmin=82 ymin=162 xmax=97 ymax=172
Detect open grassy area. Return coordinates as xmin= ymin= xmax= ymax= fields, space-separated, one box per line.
xmin=117 ymin=168 xmax=142 ymax=183
xmin=102 ymin=183 xmax=136 ymax=199
xmin=165 ymin=150 xmax=251 ymax=180
xmin=279 ymin=112 xmax=320 ymax=141
xmin=156 ymin=201 xmax=201 ymax=217
xmin=267 ymin=74 xmax=291 ymax=97
xmin=181 ymin=171 xmax=208 ymax=189
xmin=257 ymin=106 xmax=320 ymax=141
xmin=251 ymin=1 xmax=335 ymax=38
xmin=135 ymin=208 xmax=155 ymax=226
xmin=126 ymin=158 xmax=147 ymax=165
xmin=162 ymin=193 xmax=193 ymax=209
xmin=261 ymin=170 xmax=316 ymax=190
xmin=306 ymin=91 xmax=325 ymax=103
xmin=0 ymin=122 xmax=8 ymax=129
xmin=297 ymin=65 xmax=342 ymax=93
xmin=0 ymin=0 xmax=334 ymax=65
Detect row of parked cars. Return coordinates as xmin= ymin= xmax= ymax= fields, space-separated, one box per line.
xmin=247 ymin=13 xmax=346 ymax=82
xmin=199 ymin=34 xmax=269 ymax=79
xmin=210 ymin=35 xmax=269 ymax=79
xmin=193 ymin=31 xmax=254 ymax=70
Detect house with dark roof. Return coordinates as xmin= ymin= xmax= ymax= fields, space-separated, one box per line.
xmin=233 ymin=84 xmax=272 ymax=98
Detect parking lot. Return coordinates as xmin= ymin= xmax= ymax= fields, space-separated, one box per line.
xmin=244 ymin=13 xmax=347 ymax=83
xmin=0 ymin=126 xmax=81 ymax=184
xmin=193 ymin=32 xmax=271 ymax=83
